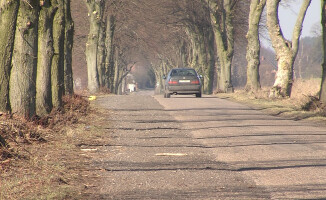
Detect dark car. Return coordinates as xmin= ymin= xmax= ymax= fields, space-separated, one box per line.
xmin=163 ymin=68 xmax=202 ymax=98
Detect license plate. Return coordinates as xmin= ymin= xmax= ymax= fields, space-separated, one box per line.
xmin=179 ymin=80 xmax=190 ymax=83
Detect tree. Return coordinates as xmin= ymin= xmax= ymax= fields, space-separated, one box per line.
xmin=116 ymin=62 xmax=136 ymax=93
xmin=0 ymin=0 xmax=19 ymax=112
xmin=104 ymin=15 xmax=116 ymax=89
xmin=205 ymin=0 xmax=236 ymax=93
xmin=85 ymin=0 xmax=104 ymax=94
xmin=245 ymin=0 xmax=266 ymax=92
xmin=294 ymin=37 xmax=322 ymax=79
xmin=51 ymin=0 xmax=65 ymax=108
xmin=36 ymin=0 xmax=57 ymax=116
xmin=266 ymin=0 xmax=311 ymax=98
xmin=97 ymin=18 xmax=106 ymax=88
xmin=320 ymin=0 xmax=326 ymax=103
xmin=63 ymin=0 xmax=74 ymax=95
xmin=9 ymin=1 xmax=40 ymax=118
xmin=0 ymin=0 xmax=74 ymax=119
xmin=176 ymin=0 xmax=215 ymax=94
xmin=113 ymin=47 xmax=120 ymax=94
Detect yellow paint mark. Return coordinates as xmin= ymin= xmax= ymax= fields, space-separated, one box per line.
xmin=88 ymin=96 xmax=97 ymax=101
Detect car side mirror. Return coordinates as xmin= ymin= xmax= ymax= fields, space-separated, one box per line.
xmin=199 ymin=75 xmax=203 ymax=79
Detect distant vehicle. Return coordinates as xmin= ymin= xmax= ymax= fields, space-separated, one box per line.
xmin=163 ymin=68 xmax=202 ymax=98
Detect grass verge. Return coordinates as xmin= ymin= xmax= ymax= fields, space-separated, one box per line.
xmin=0 ymin=95 xmax=96 ymax=200
xmin=216 ymin=79 xmax=326 ymax=124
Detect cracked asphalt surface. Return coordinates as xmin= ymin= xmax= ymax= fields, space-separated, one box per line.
xmin=80 ymin=90 xmax=326 ymax=199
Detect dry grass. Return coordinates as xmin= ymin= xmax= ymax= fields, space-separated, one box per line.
xmin=0 ymin=95 xmax=89 ymax=162
xmin=0 ymin=95 xmax=90 ymax=200
xmin=291 ymin=78 xmax=321 ymax=100
xmin=216 ymin=78 xmax=326 ymax=122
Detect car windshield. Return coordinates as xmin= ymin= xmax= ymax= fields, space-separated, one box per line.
xmin=170 ymin=69 xmax=196 ymax=77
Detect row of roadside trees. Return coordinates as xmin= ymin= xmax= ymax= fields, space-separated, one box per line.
xmin=87 ymin=0 xmax=325 ymax=102
xmin=147 ymin=0 xmax=326 ymax=101
xmin=1 ymin=0 xmax=326 ymax=119
xmin=0 ymin=0 xmax=74 ymax=118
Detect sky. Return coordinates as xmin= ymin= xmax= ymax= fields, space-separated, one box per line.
xmin=279 ymin=0 xmax=321 ymax=39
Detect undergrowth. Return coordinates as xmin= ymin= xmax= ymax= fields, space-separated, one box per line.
xmin=0 ymin=94 xmax=89 ymax=170
xmin=301 ymin=96 xmax=326 ymax=115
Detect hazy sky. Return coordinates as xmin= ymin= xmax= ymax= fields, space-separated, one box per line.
xmin=279 ymin=0 xmax=321 ymax=39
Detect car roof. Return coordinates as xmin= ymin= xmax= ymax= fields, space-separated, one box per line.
xmin=170 ymin=68 xmax=195 ymax=71
xmin=171 ymin=68 xmax=193 ymax=69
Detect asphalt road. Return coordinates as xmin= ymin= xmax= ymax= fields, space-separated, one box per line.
xmin=81 ymin=91 xmax=326 ymax=199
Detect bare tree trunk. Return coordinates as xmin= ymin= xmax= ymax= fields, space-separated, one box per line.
xmin=320 ymin=0 xmax=326 ymax=103
xmin=85 ymin=0 xmax=104 ymax=94
xmin=52 ymin=0 xmax=65 ymax=108
xmin=63 ymin=0 xmax=74 ymax=95
xmin=267 ymin=0 xmax=311 ymax=98
xmin=187 ymin=28 xmax=207 ymax=89
xmin=179 ymin=41 xmax=187 ymax=68
xmin=153 ymin=61 xmax=165 ymax=94
xmin=10 ymin=1 xmax=39 ymax=118
xmin=104 ymin=15 xmax=115 ymax=90
xmin=197 ymin=32 xmax=210 ymax=94
xmin=186 ymin=29 xmax=196 ymax=68
xmin=154 ymin=69 xmax=160 ymax=94
xmin=97 ymin=24 xmax=105 ymax=87
xmin=296 ymin=42 xmax=304 ymax=79
xmin=113 ymin=48 xmax=120 ymax=94
xmin=206 ymin=0 xmax=234 ymax=93
xmin=0 ymin=0 xmax=19 ymax=112
xmin=109 ymin=46 xmax=116 ymax=92
xmin=160 ymin=63 xmax=166 ymax=93
xmin=117 ymin=67 xmax=123 ymax=95
xmin=207 ymin=27 xmax=216 ymax=94
xmin=116 ymin=63 xmax=136 ymax=93
xmin=245 ymin=0 xmax=266 ymax=92
xmin=186 ymin=26 xmax=214 ymax=94
xmin=36 ymin=1 xmax=57 ymax=116
xmin=97 ymin=11 xmax=106 ymax=87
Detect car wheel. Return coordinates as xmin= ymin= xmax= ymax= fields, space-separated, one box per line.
xmin=196 ymin=93 xmax=201 ymax=98
xmin=166 ymin=93 xmax=171 ymax=98
xmin=164 ymin=93 xmax=167 ymax=98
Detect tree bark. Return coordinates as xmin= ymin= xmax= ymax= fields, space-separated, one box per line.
xmin=0 ymin=0 xmax=19 ymax=112
xmin=320 ymin=0 xmax=326 ymax=103
xmin=186 ymin=26 xmax=214 ymax=94
xmin=85 ymin=0 xmax=104 ymax=94
xmin=267 ymin=0 xmax=311 ymax=98
xmin=63 ymin=0 xmax=74 ymax=95
xmin=109 ymin=46 xmax=116 ymax=93
xmin=36 ymin=1 xmax=57 ymax=116
xmin=10 ymin=1 xmax=39 ymax=118
xmin=51 ymin=0 xmax=65 ymax=108
xmin=160 ymin=62 xmax=166 ymax=93
xmin=206 ymin=0 xmax=234 ymax=93
xmin=187 ymin=28 xmax=206 ymax=84
xmin=245 ymin=0 xmax=266 ymax=92
xmin=97 ymin=26 xmax=105 ymax=87
xmin=97 ymin=10 xmax=106 ymax=88
xmin=113 ymin=48 xmax=120 ymax=94
xmin=104 ymin=15 xmax=115 ymax=90
xmin=117 ymin=67 xmax=123 ymax=95
xmin=179 ymin=40 xmax=187 ymax=68
xmin=206 ymin=27 xmax=215 ymax=94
